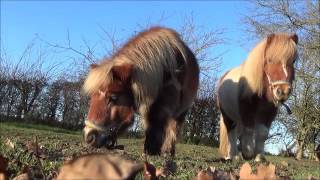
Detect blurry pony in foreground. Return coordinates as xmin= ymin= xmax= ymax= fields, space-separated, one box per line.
xmin=217 ymin=33 xmax=298 ymax=161
xmin=82 ymin=27 xmax=199 ymax=156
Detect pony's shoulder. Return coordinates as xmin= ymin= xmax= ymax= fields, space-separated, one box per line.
xmin=221 ymin=66 xmax=242 ymax=83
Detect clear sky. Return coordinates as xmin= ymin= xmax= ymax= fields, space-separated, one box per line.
xmin=1 ymin=1 xmax=254 ymax=75
xmin=1 ymin=1 xmax=282 ymax=154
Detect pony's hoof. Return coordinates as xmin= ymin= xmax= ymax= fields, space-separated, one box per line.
xmin=233 ymin=154 xmax=243 ymax=161
xmin=223 ymin=154 xmax=242 ymax=162
xmin=242 ymin=149 xmax=255 ymax=160
xmin=162 ymin=159 xmax=177 ymax=175
xmin=254 ymin=154 xmax=267 ymax=162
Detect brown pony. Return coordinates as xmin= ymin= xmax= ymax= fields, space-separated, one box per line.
xmin=217 ymin=33 xmax=298 ymax=161
xmin=82 ymin=27 xmax=199 ymax=156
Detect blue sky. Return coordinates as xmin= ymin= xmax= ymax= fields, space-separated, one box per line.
xmin=1 ymin=1 xmax=253 ymax=75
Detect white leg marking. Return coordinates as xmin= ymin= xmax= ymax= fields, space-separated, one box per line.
xmin=227 ymin=127 xmax=238 ymax=159
xmin=254 ymin=124 xmax=269 ymax=162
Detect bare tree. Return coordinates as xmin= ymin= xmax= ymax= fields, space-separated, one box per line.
xmin=0 ymin=38 xmax=63 ymax=122
xmin=10 ymin=42 xmax=50 ymax=119
xmin=183 ymin=77 xmax=220 ymax=145
xmin=179 ymin=14 xmax=224 ymax=76
xmin=243 ymin=0 xmax=320 ymax=160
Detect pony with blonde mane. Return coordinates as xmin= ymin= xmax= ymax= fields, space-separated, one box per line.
xmin=82 ymin=27 xmax=199 ymax=156
xmin=217 ymin=33 xmax=298 ymax=161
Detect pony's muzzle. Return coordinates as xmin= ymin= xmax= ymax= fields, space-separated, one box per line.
xmin=85 ymin=129 xmax=98 ymax=146
xmin=83 ymin=128 xmax=107 ymax=148
xmin=83 ymin=126 xmax=117 ymax=148
xmin=273 ymin=84 xmax=291 ymax=102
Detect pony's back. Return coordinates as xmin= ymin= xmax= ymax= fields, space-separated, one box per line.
xmin=113 ymin=27 xmax=195 ymax=108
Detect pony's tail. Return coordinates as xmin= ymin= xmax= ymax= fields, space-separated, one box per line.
xmin=219 ymin=115 xmax=229 ymax=159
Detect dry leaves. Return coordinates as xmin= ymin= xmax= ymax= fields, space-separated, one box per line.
xmin=56 ymin=153 xmax=169 ymax=180
xmin=24 ymin=141 xmax=47 ymax=159
xmin=4 ymin=138 xmax=14 ymax=149
xmin=239 ymin=162 xmax=277 ymax=180
xmin=56 ymin=153 xmax=144 ymax=180
xmin=12 ymin=173 xmax=29 ymax=180
xmin=196 ymin=162 xmax=291 ymax=180
xmin=144 ymin=162 xmax=165 ymax=180
xmin=196 ymin=166 xmax=236 ymax=180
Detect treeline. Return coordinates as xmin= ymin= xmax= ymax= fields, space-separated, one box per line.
xmin=0 ymin=47 xmax=220 ymax=146
xmin=0 ymin=61 xmax=87 ymax=130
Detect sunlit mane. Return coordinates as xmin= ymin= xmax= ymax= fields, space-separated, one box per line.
xmin=83 ymin=27 xmax=190 ymax=108
xmin=83 ymin=61 xmax=113 ymax=95
xmin=240 ymin=33 xmax=297 ymax=97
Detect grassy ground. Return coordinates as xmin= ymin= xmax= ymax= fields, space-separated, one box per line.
xmin=0 ymin=121 xmax=319 ymax=179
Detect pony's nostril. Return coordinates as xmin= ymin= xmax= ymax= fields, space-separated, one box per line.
xmin=86 ymin=134 xmax=95 ymax=144
xmin=86 ymin=130 xmax=98 ymax=146
xmin=276 ymin=88 xmax=283 ymax=97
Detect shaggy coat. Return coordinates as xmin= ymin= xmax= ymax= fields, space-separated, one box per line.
xmin=83 ymin=27 xmax=199 ymax=156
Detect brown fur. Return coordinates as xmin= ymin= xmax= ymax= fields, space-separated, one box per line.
xmin=240 ymin=33 xmax=298 ymax=98
xmin=217 ymin=33 xmax=298 ymax=159
xmin=83 ymin=27 xmax=199 ymax=155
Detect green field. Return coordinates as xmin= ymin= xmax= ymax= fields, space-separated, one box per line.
xmin=0 ymin=121 xmax=319 ymax=179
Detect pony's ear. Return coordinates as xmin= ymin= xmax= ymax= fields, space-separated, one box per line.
xmin=111 ymin=63 xmax=133 ymax=82
xmin=266 ymin=33 xmax=275 ymax=46
xmin=90 ymin=64 xmax=99 ymax=69
xmin=290 ymin=34 xmax=298 ymax=44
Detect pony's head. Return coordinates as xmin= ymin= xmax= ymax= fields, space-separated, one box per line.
xmin=241 ymin=33 xmax=298 ymax=106
xmin=82 ymin=61 xmax=135 ymax=148
xmin=263 ymin=33 xmax=298 ymax=105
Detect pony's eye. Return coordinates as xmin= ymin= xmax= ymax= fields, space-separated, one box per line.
xmin=109 ymin=94 xmax=118 ymax=103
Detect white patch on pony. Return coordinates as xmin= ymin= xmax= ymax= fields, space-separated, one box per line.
xmin=266 ymin=74 xmax=272 ymax=84
xmin=282 ymin=64 xmax=288 ymax=78
xmin=99 ymin=90 xmax=106 ymax=97
xmin=255 ymin=153 xmax=267 ymax=162
xmin=84 ymin=126 xmax=93 ymax=137
xmin=272 ymin=89 xmax=281 ymax=106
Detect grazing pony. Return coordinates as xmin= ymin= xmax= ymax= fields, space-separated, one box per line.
xmin=82 ymin=27 xmax=199 ymax=156
xmin=217 ymin=33 xmax=298 ymax=161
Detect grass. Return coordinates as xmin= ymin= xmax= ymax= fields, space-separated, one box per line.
xmin=0 ymin=121 xmax=319 ymax=179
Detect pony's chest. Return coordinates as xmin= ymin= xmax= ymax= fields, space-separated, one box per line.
xmin=239 ymin=96 xmax=277 ymax=127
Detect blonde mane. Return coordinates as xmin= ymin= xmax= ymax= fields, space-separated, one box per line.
xmin=240 ymin=33 xmax=297 ymax=97
xmin=83 ymin=27 xmax=190 ymax=109
xmin=83 ymin=61 xmax=113 ymax=95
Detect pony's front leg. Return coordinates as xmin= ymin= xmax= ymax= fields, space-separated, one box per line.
xmin=144 ymin=98 xmax=178 ymax=156
xmin=145 ymin=82 xmax=180 ymax=156
xmin=227 ymin=128 xmax=239 ymax=160
xmin=254 ymin=124 xmax=269 ymax=162
xmin=240 ymin=127 xmax=255 ymax=160
xmin=144 ymin=123 xmax=164 ymax=155
xmin=144 ymin=111 xmax=177 ymax=156
xmin=161 ymin=118 xmax=177 ymax=157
